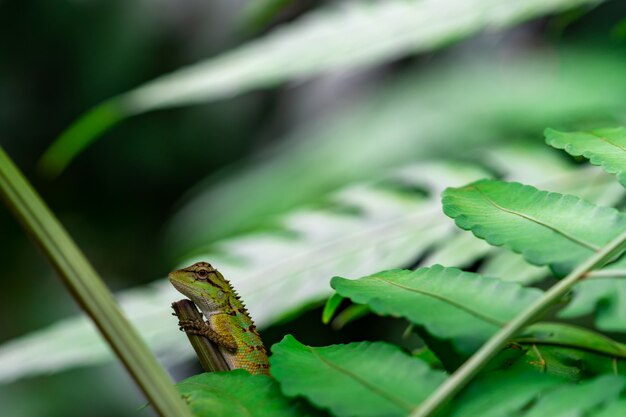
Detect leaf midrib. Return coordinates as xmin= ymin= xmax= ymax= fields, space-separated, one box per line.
xmin=472 ymin=185 xmax=600 ymax=251
xmin=308 ymin=346 xmax=417 ymax=413
xmin=374 ymin=276 xmax=505 ymax=326
xmin=585 ymin=131 xmax=626 ymax=154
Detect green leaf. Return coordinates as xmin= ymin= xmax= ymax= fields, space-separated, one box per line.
xmin=560 ymin=279 xmax=626 ymax=332
xmin=40 ymin=0 xmax=603 ymax=175
xmin=592 ymin=398 xmax=626 ymax=416
xmin=322 ymin=293 xmax=345 ymax=324
xmin=522 ymin=374 xmax=625 ymax=417
xmin=331 ymin=265 xmax=542 ymax=354
xmin=166 ymin=49 xmax=626 ymax=248
xmin=442 ymin=179 xmax=626 ymax=276
xmin=329 ymin=304 xmax=371 ymax=330
xmin=176 ymin=370 xmax=313 ymax=417
xmin=546 ymin=127 xmax=626 ymax=187
xmin=448 ymin=367 xmax=563 ymax=417
xmin=513 ymin=322 xmax=626 ymax=379
xmin=270 ymin=335 xmax=446 ymax=417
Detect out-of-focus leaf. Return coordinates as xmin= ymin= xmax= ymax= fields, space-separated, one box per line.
xmin=40 ymin=0 xmax=605 ymax=176
xmin=331 ymin=265 xmax=542 ymax=354
xmin=166 ymin=48 xmax=626 ymax=252
xmin=322 ymin=293 xmax=345 ymax=325
xmin=442 ymin=179 xmax=626 ymax=276
xmin=522 ymin=375 xmax=625 ymax=417
xmin=176 ymin=370 xmax=316 ymax=417
xmin=447 ymin=367 xmax=563 ymax=417
xmin=560 ymin=279 xmax=626 ymax=332
xmin=546 ymin=127 xmax=626 ymax=187
xmin=329 ymin=304 xmax=371 ymax=330
xmin=479 ymin=251 xmax=548 ymax=285
xmin=239 ymin=0 xmax=294 ymax=32
xmin=592 ymin=399 xmax=626 ymax=416
xmin=0 ymin=162 xmax=483 ymax=383
xmin=270 ymin=335 xmax=446 ymax=417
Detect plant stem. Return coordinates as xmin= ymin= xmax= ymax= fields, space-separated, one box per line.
xmin=171 ymin=300 xmax=231 ymax=372
xmin=411 ymin=229 xmax=626 ymax=417
xmin=0 ymin=147 xmax=193 ymax=417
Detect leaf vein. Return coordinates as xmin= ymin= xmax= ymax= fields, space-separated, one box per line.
xmin=308 ymin=346 xmax=415 ymax=412
xmin=374 ymin=277 xmax=505 ymax=326
xmin=472 ymin=185 xmax=600 ymax=252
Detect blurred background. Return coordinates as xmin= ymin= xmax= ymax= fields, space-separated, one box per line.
xmin=2 ymin=0 xmax=626 ymax=416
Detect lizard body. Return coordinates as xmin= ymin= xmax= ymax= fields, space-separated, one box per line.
xmin=169 ymin=262 xmax=270 ymax=375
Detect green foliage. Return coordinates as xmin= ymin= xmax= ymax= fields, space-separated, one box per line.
xmin=331 ymin=266 xmax=542 ymax=354
xmin=176 ymin=370 xmax=315 ymax=417
xmin=447 ymin=368 xmax=564 ymax=417
xmin=523 ymin=375 xmax=625 ymax=417
xmin=40 ymin=0 xmax=602 ymax=176
xmin=270 ymin=335 xmax=446 ymax=417
xmin=560 ymin=279 xmax=626 ymax=332
xmin=546 ymin=127 xmax=626 ymax=187
xmin=442 ymin=179 xmax=626 ymax=276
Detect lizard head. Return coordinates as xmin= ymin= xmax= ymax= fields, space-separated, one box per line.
xmin=169 ymin=262 xmax=231 ymax=311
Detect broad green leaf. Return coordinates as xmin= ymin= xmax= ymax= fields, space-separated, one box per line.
xmin=592 ymin=398 xmax=626 ymax=416
xmin=176 ymin=370 xmax=314 ymax=417
xmin=331 ymin=265 xmax=542 ymax=354
xmin=546 ymin=127 xmax=626 ymax=187
xmin=270 ymin=335 xmax=446 ymax=417
xmin=560 ymin=279 xmax=626 ymax=332
xmin=448 ymin=367 xmax=563 ymax=417
xmin=442 ymin=179 xmax=626 ymax=276
xmin=522 ymin=374 xmax=625 ymax=417
xmin=40 ymin=0 xmax=604 ymax=176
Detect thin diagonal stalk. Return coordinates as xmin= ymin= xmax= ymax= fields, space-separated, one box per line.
xmin=0 ymin=147 xmax=193 ymax=417
xmin=411 ymin=228 xmax=626 ymax=417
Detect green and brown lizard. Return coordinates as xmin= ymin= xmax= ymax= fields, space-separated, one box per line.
xmin=169 ymin=261 xmax=270 ymax=375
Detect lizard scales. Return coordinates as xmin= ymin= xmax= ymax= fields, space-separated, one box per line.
xmin=169 ymin=262 xmax=270 ymax=375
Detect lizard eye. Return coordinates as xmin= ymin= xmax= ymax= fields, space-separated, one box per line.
xmin=196 ymin=269 xmax=209 ymax=279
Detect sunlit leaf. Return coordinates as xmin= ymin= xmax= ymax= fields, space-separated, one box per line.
xmin=270 ymin=335 xmax=445 ymax=417
xmin=442 ymin=179 xmax=626 ymax=276
xmin=176 ymin=370 xmax=316 ymax=417
xmin=546 ymin=127 xmax=626 ymax=187
xmin=331 ymin=265 xmax=542 ymax=354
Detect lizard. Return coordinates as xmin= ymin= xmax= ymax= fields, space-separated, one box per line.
xmin=168 ymin=261 xmax=270 ymax=375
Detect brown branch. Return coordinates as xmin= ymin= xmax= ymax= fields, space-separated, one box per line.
xmin=171 ymin=299 xmax=231 ymax=373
